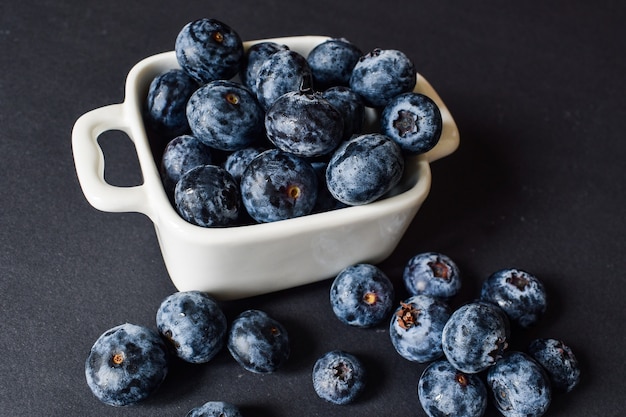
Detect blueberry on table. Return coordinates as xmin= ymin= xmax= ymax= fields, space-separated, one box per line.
xmin=265 ymin=90 xmax=344 ymax=158
xmin=321 ymin=86 xmax=365 ymax=139
xmin=227 ymin=309 xmax=290 ymax=373
xmin=174 ymin=165 xmax=241 ymax=227
xmin=175 ymin=18 xmax=243 ymax=84
xmin=389 ymin=295 xmax=450 ymax=363
xmin=349 ymin=48 xmax=416 ymax=108
xmin=418 ymin=360 xmax=488 ymax=417
xmin=402 ymin=251 xmax=461 ymax=301
xmin=85 ymin=323 xmax=169 ymax=407
xmin=240 ymin=149 xmax=318 ymax=223
xmin=528 ymin=338 xmax=581 ymax=392
xmin=186 ymin=80 xmax=265 ymax=152
xmin=312 ymin=350 xmax=366 ymax=405
xmin=325 ymin=133 xmax=404 ymax=205
xmin=330 ymin=263 xmax=395 ymax=328
xmin=381 ymin=92 xmax=443 ymax=154
xmin=306 ymin=38 xmax=362 ymax=90
xmin=186 ymin=400 xmax=243 ymax=417
xmin=480 ymin=268 xmax=547 ymax=328
xmin=255 ymin=49 xmax=313 ymax=110
xmin=145 ymin=69 xmax=199 ymax=137
xmin=160 ymin=134 xmax=214 ymax=197
xmin=442 ymin=301 xmax=509 ymax=373
xmin=241 ymin=41 xmax=289 ymax=94
xmin=156 ymin=291 xmax=227 ymax=364
xmin=487 ymin=351 xmax=552 ymax=417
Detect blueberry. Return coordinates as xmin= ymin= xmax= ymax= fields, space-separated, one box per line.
xmin=145 ymin=69 xmax=199 ymax=137
xmin=349 ymin=48 xmax=416 ymax=108
xmin=85 ymin=323 xmax=169 ymax=407
xmin=265 ymin=90 xmax=344 ymax=157
xmin=528 ymin=338 xmax=581 ymax=392
xmin=326 ymin=133 xmax=404 ymax=205
xmin=186 ymin=401 xmax=243 ymax=417
xmin=174 ymin=165 xmax=241 ymax=227
xmin=175 ymin=18 xmax=243 ymax=84
xmin=487 ymin=351 xmax=552 ymax=417
xmin=389 ymin=295 xmax=450 ymax=363
xmin=156 ymin=291 xmax=227 ymax=364
xmin=306 ymin=38 xmax=362 ymax=90
xmin=241 ymin=41 xmax=289 ymax=94
xmin=321 ymin=86 xmax=365 ymax=139
xmin=441 ymin=301 xmax=509 ymax=373
xmin=310 ymin=161 xmax=346 ymax=213
xmin=255 ymin=49 xmax=313 ymax=110
xmin=186 ymin=80 xmax=265 ymax=152
xmin=402 ymin=252 xmax=461 ymax=301
xmin=330 ymin=263 xmax=395 ymax=328
xmin=418 ymin=360 xmax=488 ymax=417
xmin=240 ymin=149 xmax=318 ymax=223
xmin=223 ymin=146 xmax=266 ymax=183
xmin=160 ymin=134 xmax=214 ymax=197
xmin=227 ymin=309 xmax=290 ymax=373
xmin=480 ymin=268 xmax=547 ymax=328
xmin=381 ymin=92 xmax=442 ymax=154
xmin=312 ymin=350 xmax=366 ymax=405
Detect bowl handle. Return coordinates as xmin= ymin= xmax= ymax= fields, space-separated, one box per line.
xmin=72 ymin=104 xmax=150 ymax=214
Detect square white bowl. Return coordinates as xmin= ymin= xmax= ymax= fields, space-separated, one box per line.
xmin=72 ymin=36 xmax=459 ymax=300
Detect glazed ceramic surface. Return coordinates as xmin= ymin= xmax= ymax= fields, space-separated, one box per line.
xmin=72 ymin=36 xmax=460 ymax=299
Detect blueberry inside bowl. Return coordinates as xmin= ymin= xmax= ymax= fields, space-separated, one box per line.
xmin=72 ymin=35 xmax=459 ymax=300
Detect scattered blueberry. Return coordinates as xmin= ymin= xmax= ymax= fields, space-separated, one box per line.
xmin=418 ymin=360 xmax=488 ymax=417
xmin=255 ymin=49 xmax=313 ymax=110
xmin=174 ymin=165 xmax=241 ymax=227
xmin=160 ymin=134 xmax=214 ymax=197
xmin=241 ymin=41 xmax=289 ymax=94
xmin=441 ymin=301 xmax=509 ymax=373
xmin=186 ymin=80 xmax=265 ymax=151
xmin=306 ymin=38 xmax=362 ymax=90
xmin=240 ymin=149 xmax=318 ymax=223
xmin=265 ymin=90 xmax=344 ymax=157
xmin=402 ymin=252 xmax=461 ymax=301
xmin=349 ymin=48 xmax=416 ymax=108
xmin=223 ymin=146 xmax=266 ymax=183
xmin=156 ymin=291 xmax=227 ymax=364
xmin=330 ymin=263 xmax=395 ymax=328
xmin=85 ymin=323 xmax=169 ymax=407
xmin=175 ymin=18 xmax=243 ymax=84
xmin=227 ymin=309 xmax=290 ymax=373
xmin=186 ymin=401 xmax=243 ymax=417
xmin=145 ymin=69 xmax=198 ymax=137
xmin=389 ymin=295 xmax=450 ymax=363
xmin=326 ymin=133 xmax=404 ymax=205
xmin=312 ymin=350 xmax=366 ymax=405
xmin=487 ymin=351 xmax=552 ymax=417
xmin=381 ymin=92 xmax=442 ymax=154
xmin=480 ymin=268 xmax=547 ymax=328
xmin=321 ymin=86 xmax=365 ymax=139
xmin=528 ymin=338 xmax=581 ymax=392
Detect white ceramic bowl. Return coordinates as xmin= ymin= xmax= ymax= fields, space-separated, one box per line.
xmin=72 ymin=36 xmax=459 ymax=300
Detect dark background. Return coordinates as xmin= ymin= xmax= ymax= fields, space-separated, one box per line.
xmin=1 ymin=1 xmax=624 ymax=416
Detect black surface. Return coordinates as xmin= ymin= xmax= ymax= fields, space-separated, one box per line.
xmin=2 ymin=1 xmax=625 ymax=416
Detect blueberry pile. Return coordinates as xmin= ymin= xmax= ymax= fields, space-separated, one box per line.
xmin=144 ymin=17 xmax=444 ymax=227
xmin=85 ymin=291 xmax=288 ymax=412
xmin=84 ymin=256 xmax=581 ymax=414
xmin=326 ymin=254 xmax=581 ymax=415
